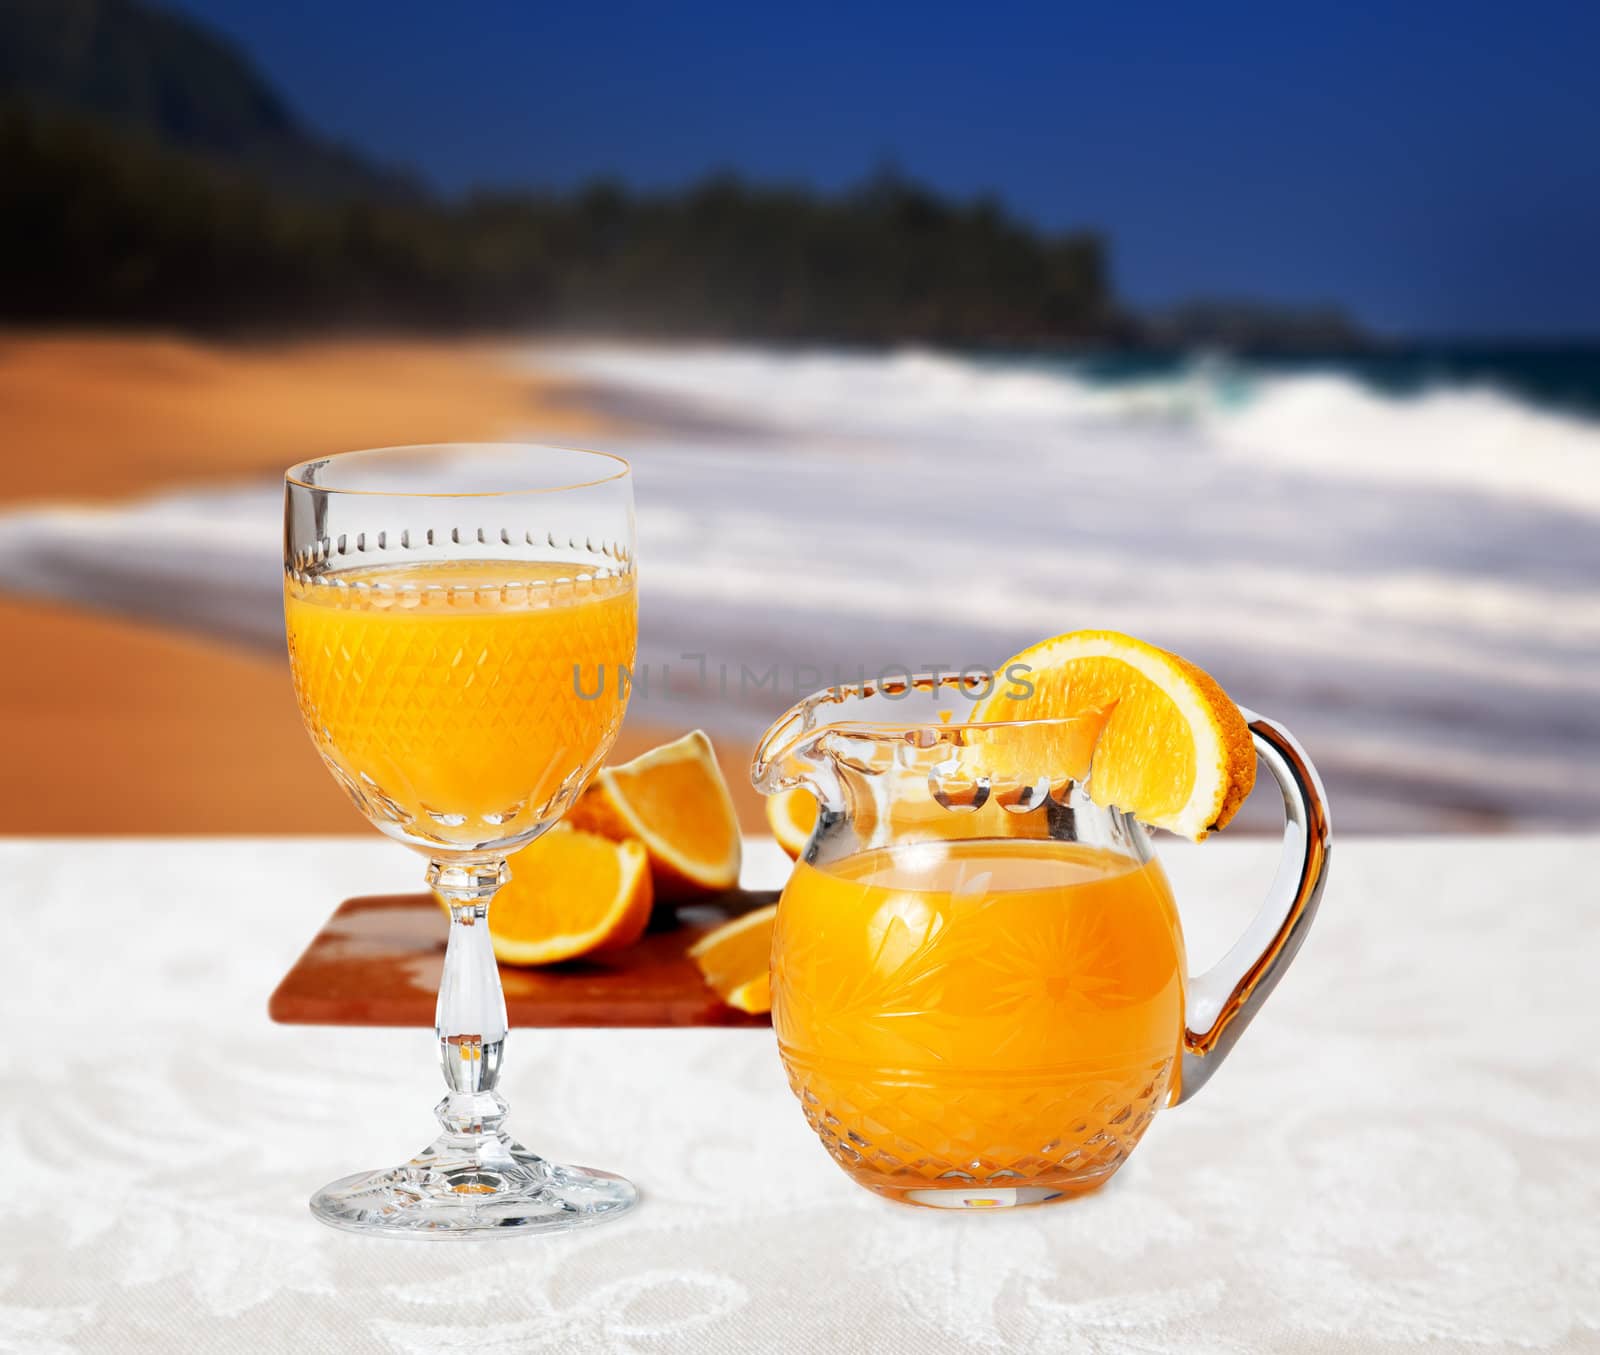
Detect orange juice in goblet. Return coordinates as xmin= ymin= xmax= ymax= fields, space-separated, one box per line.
xmin=286 ymin=559 xmax=635 ymax=848
xmin=284 ymin=443 xmax=638 ymax=1238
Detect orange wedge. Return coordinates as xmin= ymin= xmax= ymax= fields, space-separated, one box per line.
xmin=689 ymin=903 xmax=778 ymax=1013
xmin=765 ymin=786 xmax=819 ymax=859
xmin=969 ymin=630 xmax=1255 ymax=841
xmin=485 ymin=826 xmax=653 ymax=965
xmin=567 ymin=730 xmax=741 ymax=900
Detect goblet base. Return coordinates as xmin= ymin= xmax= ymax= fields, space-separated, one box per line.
xmin=310 ymin=1124 xmax=638 ymax=1238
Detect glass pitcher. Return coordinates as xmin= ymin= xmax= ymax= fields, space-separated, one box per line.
xmin=752 ymin=673 xmax=1330 ymax=1209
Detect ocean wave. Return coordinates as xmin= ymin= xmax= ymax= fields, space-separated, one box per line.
xmin=532 ymin=344 xmax=1211 ymax=431
xmin=533 ymin=343 xmax=1600 ymax=517
xmin=1208 ymin=374 xmax=1600 ymax=518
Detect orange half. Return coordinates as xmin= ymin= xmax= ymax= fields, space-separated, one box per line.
xmin=765 ymin=786 xmax=819 ymax=860
xmin=485 ymin=826 xmax=653 ymax=965
xmin=568 ymin=729 xmax=742 ymax=899
xmin=969 ymin=630 xmax=1255 ymax=840
xmin=688 ymin=903 xmax=778 ymax=1013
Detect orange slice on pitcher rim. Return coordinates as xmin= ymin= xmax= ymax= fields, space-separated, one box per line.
xmin=484 ymin=826 xmax=653 ymax=965
xmin=968 ymin=630 xmax=1255 ymax=841
xmin=688 ymin=903 xmax=778 ymax=1014
xmin=765 ymin=786 xmax=819 ymax=860
xmin=567 ymin=730 xmax=742 ymax=899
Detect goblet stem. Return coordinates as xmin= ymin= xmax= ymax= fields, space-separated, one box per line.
xmin=428 ymin=858 xmax=511 ymax=1113
xmin=305 ymin=851 xmax=638 ymax=1233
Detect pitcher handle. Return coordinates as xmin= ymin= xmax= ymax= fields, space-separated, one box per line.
xmin=1175 ymin=711 xmax=1331 ymax=1104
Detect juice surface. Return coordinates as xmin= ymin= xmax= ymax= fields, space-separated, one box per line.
xmin=773 ymin=838 xmax=1185 ymax=1195
xmin=285 ymin=559 xmax=635 ymax=843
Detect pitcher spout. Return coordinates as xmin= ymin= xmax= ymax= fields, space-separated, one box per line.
xmin=751 ymin=695 xmax=830 ymax=800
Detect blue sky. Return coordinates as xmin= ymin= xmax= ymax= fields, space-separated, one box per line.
xmin=173 ymin=0 xmax=1600 ymax=336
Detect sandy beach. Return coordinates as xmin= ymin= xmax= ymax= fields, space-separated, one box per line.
xmin=3 ymin=333 xmax=1597 ymax=838
xmin=0 ymin=332 xmax=764 ymax=835
xmin=0 ymin=332 xmax=608 ymax=503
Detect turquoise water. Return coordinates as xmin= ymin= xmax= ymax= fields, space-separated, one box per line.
xmin=994 ymin=345 xmax=1600 ymax=420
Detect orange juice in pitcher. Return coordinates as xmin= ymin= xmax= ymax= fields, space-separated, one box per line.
xmin=774 ymin=838 xmax=1186 ymax=1205
xmin=753 ymin=640 xmax=1330 ymax=1210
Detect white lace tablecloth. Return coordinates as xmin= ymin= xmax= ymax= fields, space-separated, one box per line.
xmin=3 ymin=835 xmax=1596 ymax=1354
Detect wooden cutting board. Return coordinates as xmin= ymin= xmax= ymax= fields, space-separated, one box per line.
xmin=268 ymin=890 xmax=777 ymax=1028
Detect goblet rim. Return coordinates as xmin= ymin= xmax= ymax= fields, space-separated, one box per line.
xmin=286 ymin=442 xmax=631 ymax=498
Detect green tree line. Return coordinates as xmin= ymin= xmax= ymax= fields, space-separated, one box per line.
xmin=1 ymin=98 xmax=1117 ymax=341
